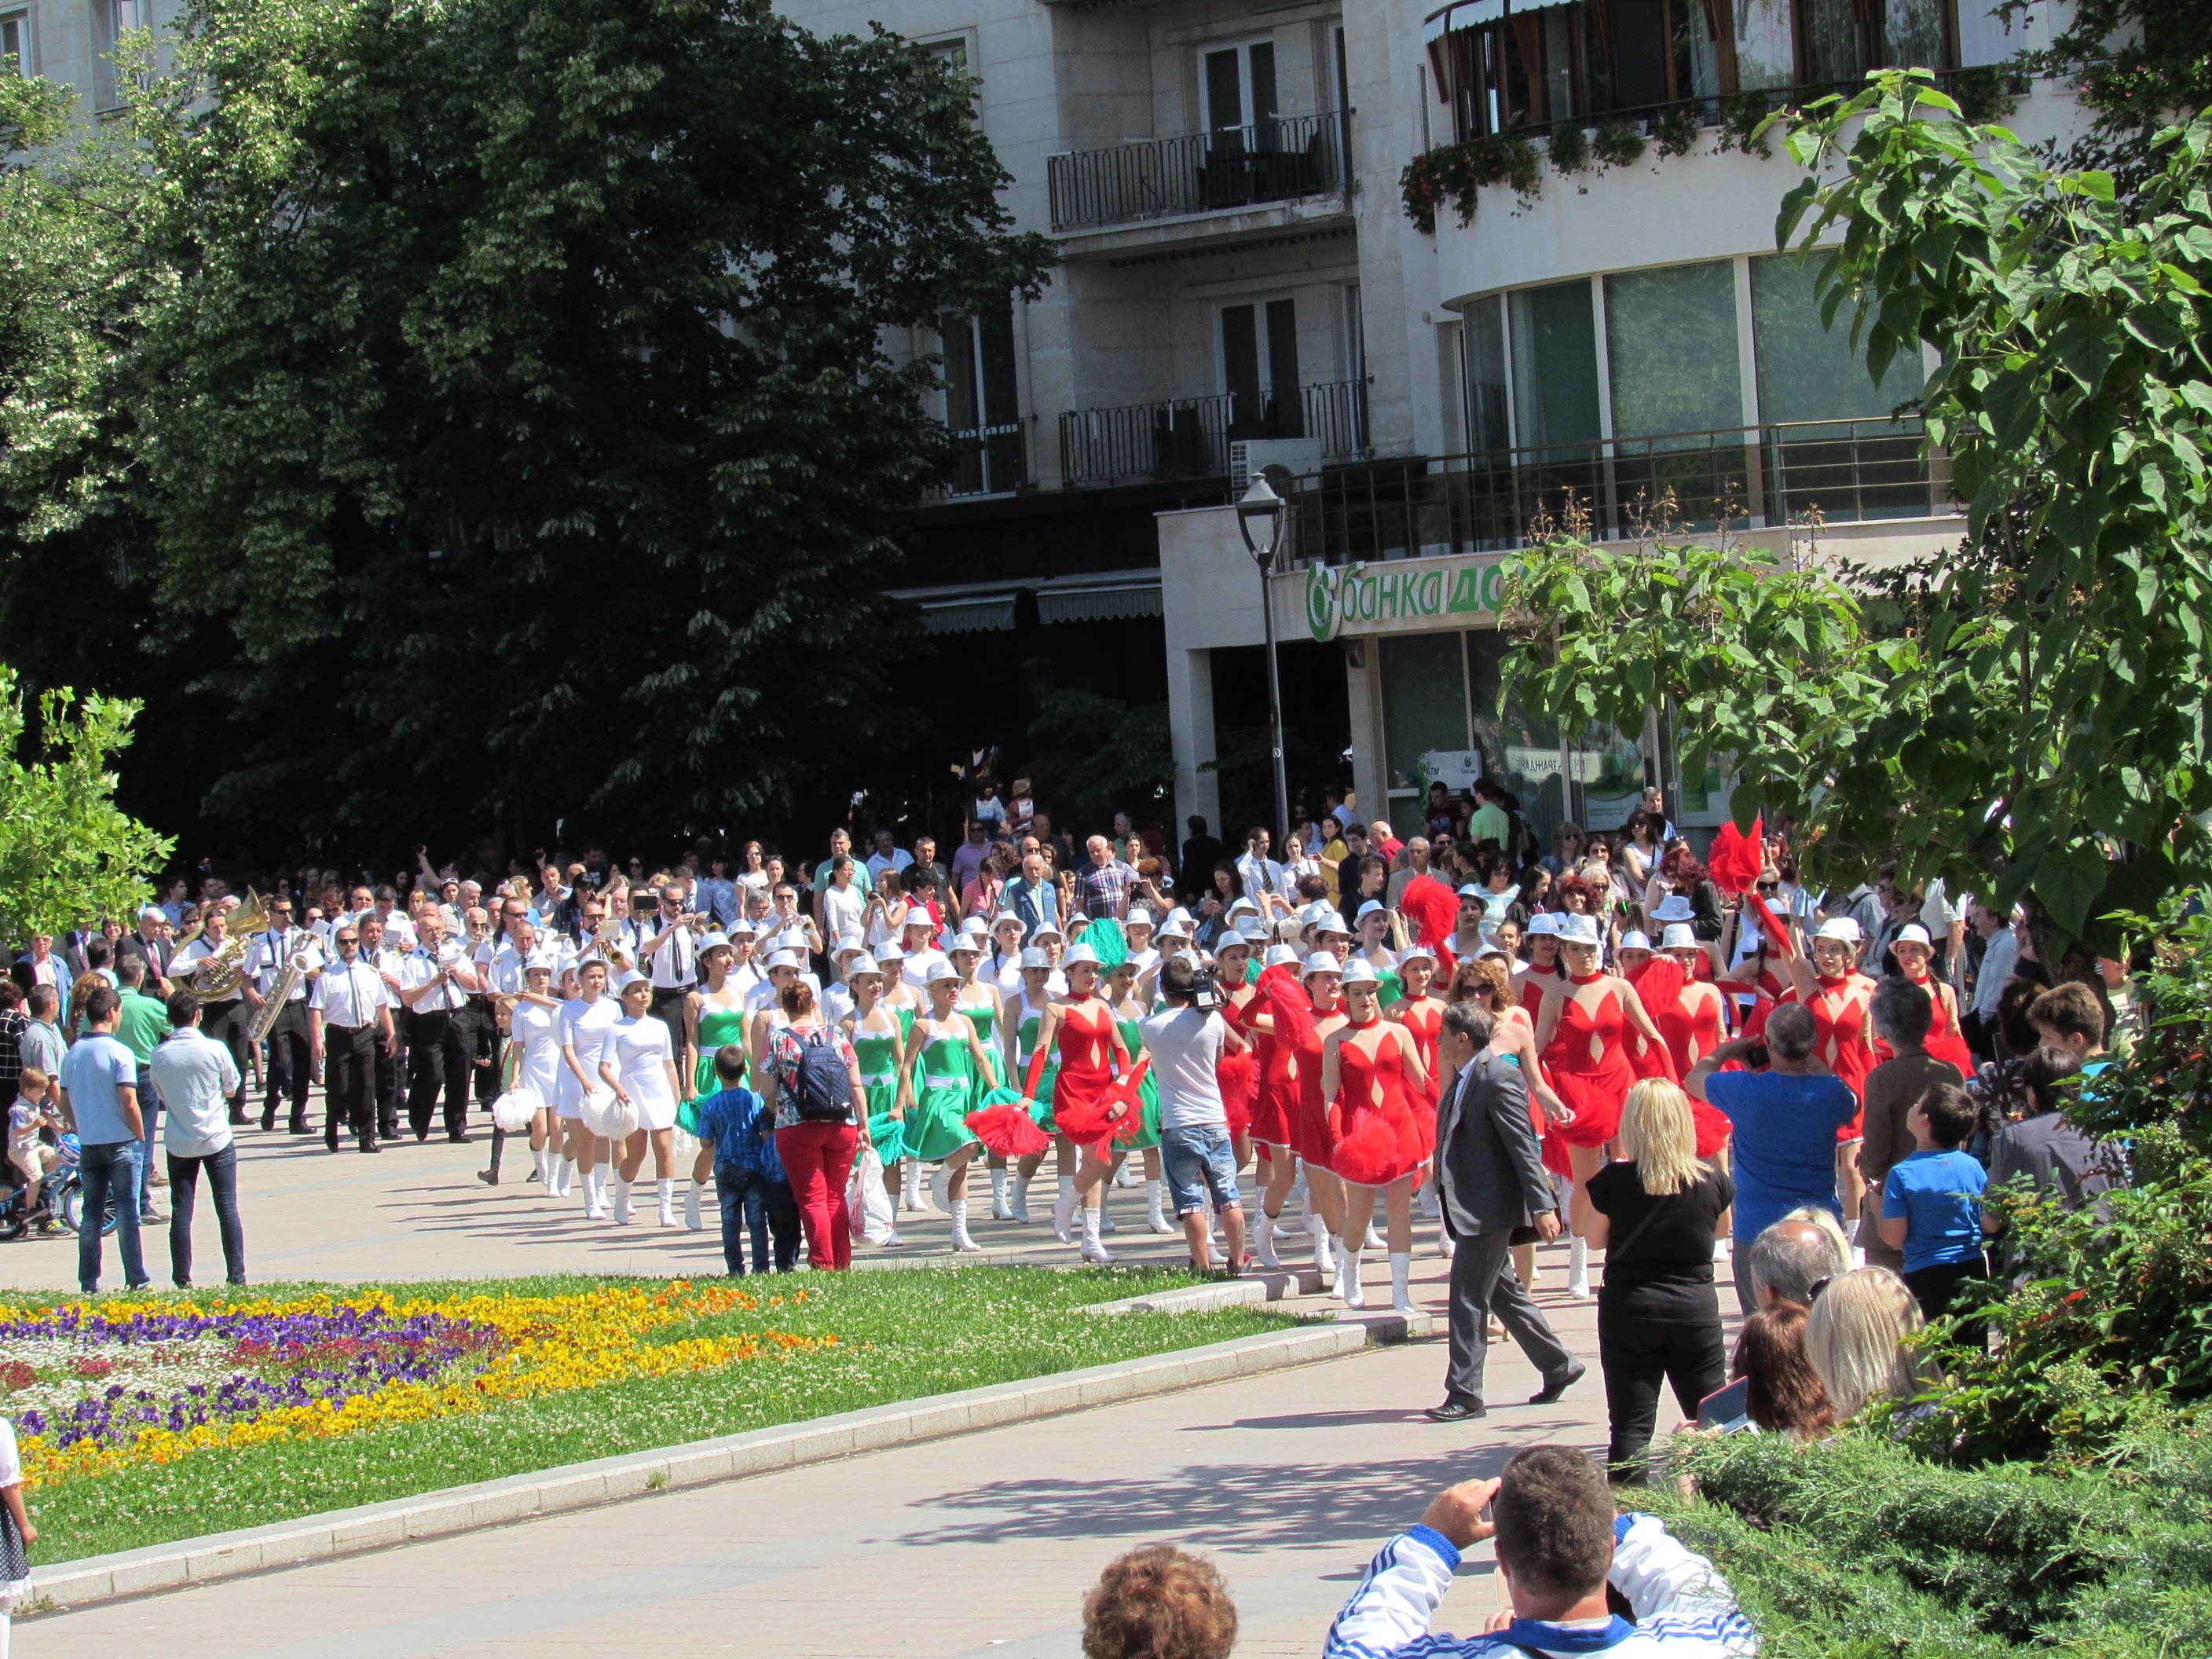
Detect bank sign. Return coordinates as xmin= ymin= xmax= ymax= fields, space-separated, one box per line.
xmin=1299 ymin=554 xmax=1517 ymax=643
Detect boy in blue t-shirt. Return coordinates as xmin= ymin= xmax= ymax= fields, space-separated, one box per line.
xmin=1878 ymin=1081 xmax=1994 ymax=1320
xmin=691 ymin=1046 xmax=800 ymax=1276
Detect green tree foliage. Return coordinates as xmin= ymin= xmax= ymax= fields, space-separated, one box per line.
xmin=1504 ymin=80 xmax=2212 ymax=952
xmin=2009 ymin=0 xmax=2211 ymax=187
xmin=115 ymin=0 xmax=1052 ymax=854
xmin=1022 ymin=691 xmax=1173 ymax=833
xmin=0 ymin=667 xmax=172 ymax=933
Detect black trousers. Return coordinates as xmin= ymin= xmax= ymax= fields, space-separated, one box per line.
xmin=1903 ymin=1255 xmax=1988 ymax=1323
xmin=649 ymin=985 xmax=691 ymax=1075
xmin=405 ymin=1009 xmax=472 ymax=1138
xmin=323 ymin=1023 xmax=377 ymax=1147
xmin=373 ymin=1039 xmax=403 ymax=1139
xmin=1596 ymin=1295 xmax=1727 ymax=1483
xmin=453 ymin=1000 xmax=500 ymax=1110
xmin=201 ymin=1002 xmax=250 ymax=1116
xmin=262 ymin=1002 xmax=312 ymax=1122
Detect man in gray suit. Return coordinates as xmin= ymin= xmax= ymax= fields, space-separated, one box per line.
xmin=1426 ymin=1002 xmax=1585 ymax=1422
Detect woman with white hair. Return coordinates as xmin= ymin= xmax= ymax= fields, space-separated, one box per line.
xmin=1803 ymin=1265 xmax=1929 ymax=1419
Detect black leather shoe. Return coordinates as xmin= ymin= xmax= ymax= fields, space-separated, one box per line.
xmin=449 ymin=1132 xmax=472 ymax=1145
xmin=1529 ymin=1361 xmax=1588 ymax=1405
xmin=476 ymin=1169 xmax=497 ymax=1185
xmin=1425 ymin=1399 xmax=1488 ymax=1423
xmin=359 ymin=1139 xmax=381 ymax=1154
xmin=259 ymin=1110 xmax=276 ymax=1131
xmin=288 ymin=1119 xmax=313 ymax=1135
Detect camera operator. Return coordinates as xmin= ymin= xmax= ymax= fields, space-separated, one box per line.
xmin=1686 ymin=1002 xmax=1861 ymax=1314
xmin=1141 ymin=957 xmax=1247 ymax=1273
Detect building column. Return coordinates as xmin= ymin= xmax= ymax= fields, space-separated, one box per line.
xmin=1343 ymin=640 xmax=1386 ymax=835
xmin=1167 ymin=646 xmax=1221 ymax=844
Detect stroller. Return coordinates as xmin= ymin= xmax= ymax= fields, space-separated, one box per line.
xmin=4 ymin=1133 xmax=118 ymax=1240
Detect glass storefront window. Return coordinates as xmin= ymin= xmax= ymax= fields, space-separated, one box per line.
xmin=1463 ymin=295 xmax=1511 ymax=454
xmin=1380 ymin=632 xmax=1470 ymax=793
xmin=1468 ymin=630 xmax=1566 ymax=849
xmin=1750 ymin=253 xmax=1925 ymax=425
xmin=1604 ymin=261 xmax=1743 ymax=444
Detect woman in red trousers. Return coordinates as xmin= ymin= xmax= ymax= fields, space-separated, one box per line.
xmin=764 ymin=981 xmax=868 ymax=1269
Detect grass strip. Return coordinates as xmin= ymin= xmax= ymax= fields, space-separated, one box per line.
xmin=13 ymin=1265 xmax=1298 ymax=1563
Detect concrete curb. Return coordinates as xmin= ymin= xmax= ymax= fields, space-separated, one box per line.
xmin=1079 ymin=1269 xmax=1325 ymax=1315
xmin=27 ymin=1320 xmax=1386 ymax=1618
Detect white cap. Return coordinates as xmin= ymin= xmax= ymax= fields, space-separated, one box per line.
xmin=1165 ymin=907 xmax=1193 ymax=930
xmin=1127 ymin=906 xmax=1153 ymax=928
xmin=961 ymin=916 xmax=991 ymax=937
xmin=1555 ymin=914 xmax=1602 ymax=947
xmin=1228 ymin=896 xmax=1259 ymax=915
xmin=1618 ymin=929 xmax=1652 ymax=952
xmin=1457 ymin=883 xmax=1487 ymax=899
xmin=1302 ymin=950 xmax=1343 ymax=978
xmin=1031 ymin=921 xmax=1064 ymax=941
xmin=1236 ymin=916 xmax=1271 ymax=942
xmin=1661 ymin=923 xmax=1699 ymax=951
xmin=1314 ymin=909 xmax=1350 ymax=936
xmin=1651 ymin=895 xmax=1697 ymax=923
xmin=1215 ymin=930 xmax=1252 ymax=954
xmin=902 ymin=910 xmax=933 ymax=930
xmin=1397 ymin=943 xmax=1437 ymax=967
xmin=699 ymin=931 xmax=732 ymax=954
xmin=1019 ymin=947 xmax=1051 ymax=970
xmin=1263 ymin=944 xmax=1301 ymax=969
xmin=924 ymin=961 xmax=960 ymax=985
xmin=1815 ymin=917 xmax=1861 ymax=945
xmin=1895 ymin=922 xmax=1932 ymax=947
xmin=835 ymin=935 xmax=869 ymax=958
xmin=1157 ymin=915 xmax=1193 ymax=939
xmin=775 ymin=928 xmax=809 ymax=953
xmin=1341 ymin=959 xmax=1381 ymax=987
xmin=1064 ymin=942 xmax=1101 ymax=968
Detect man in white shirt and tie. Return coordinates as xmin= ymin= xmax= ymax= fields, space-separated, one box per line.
xmin=356 ymin=914 xmax=408 ymax=1142
xmin=243 ymin=898 xmax=322 ymax=1134
xmin=642 ymin=881 xmax=701 ymax=1080
xmin=397 ymin=913 xmax=483 ymax=1144
xmin=308 ymin=923 xmax=396 ymax=1153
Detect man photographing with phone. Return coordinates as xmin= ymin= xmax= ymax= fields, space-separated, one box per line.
xmin=1324 ymin=1446 xmax=1756 ymax=1658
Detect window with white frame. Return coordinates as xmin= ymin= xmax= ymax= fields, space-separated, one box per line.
xmin=0 ymin=13 xmax=24 ymax=73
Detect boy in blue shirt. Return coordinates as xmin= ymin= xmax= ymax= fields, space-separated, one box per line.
xmin=691 ymin=1046 xmax=800 ymax=1276
xmin=1877 ymin=1081 xmax=1994 ymax=1320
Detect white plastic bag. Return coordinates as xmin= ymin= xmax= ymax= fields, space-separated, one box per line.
xmin=491 ymin=1086 xmax=543 ymax=1133
xmin=848 ymin=1141 xmax=895 ymax=1245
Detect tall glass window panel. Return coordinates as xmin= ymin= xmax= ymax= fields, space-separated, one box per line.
xmin=1265 ymin=298 xmax=1302 ymax=437
xmin=1603 ymin=261 xmax=1742 ymax=442
xmin=1749 ymin=254 xmax=1925 ymax=424
xmin=1606 ymin=0 xmax=1673 ymax=108
xmin=1381 ymin=633 xmax=1470 ymax=794
xmin=1509 ymin=281 xmax=1602 ymax=460
xmin=1800 ymin=0 xmax=1862 ymax=82
xmin=1468 ymin=631 xmax=1566 ymax=848
xmin=1954 ymin=0 xmax=2022 ymax=67
xmin=1730 ymin=0 xmax=1795 ymax=89
xmin=1883 ymin=0 xmax=1945 ymax=67
xmin=1463 ymin=296 xmax=1511 ymax=455
xmin=1222 ymin=304 xmax=1262 ymax=435
xmin=1674 ymin=0 xmax=1724 ymax=99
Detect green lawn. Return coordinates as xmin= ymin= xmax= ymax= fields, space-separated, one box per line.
xmin=21 ymin=1266 xmax=1299 ymax=1564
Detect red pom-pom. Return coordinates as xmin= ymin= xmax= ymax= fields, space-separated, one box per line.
xmin=1398 ymin=873 xmax=1459 ymax=950
xmin=1708 ymin=818 xmax=1766 ymax=895
xmin=965 ymin=1102 xmax=1050 ymax=1159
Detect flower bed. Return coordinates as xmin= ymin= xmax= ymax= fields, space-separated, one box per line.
xmin=0 ymin=1282 xmax=827 ymax=1489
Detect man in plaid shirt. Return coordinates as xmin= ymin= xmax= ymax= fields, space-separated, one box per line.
xmin=1074 ymin=835 xmax=1137 ymax=924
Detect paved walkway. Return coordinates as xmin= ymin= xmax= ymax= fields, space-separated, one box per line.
xmin=31 ymin=1317 xmax=1658 ymax=1659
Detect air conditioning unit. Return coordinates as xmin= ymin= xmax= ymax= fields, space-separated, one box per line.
xmin=1231 ymin=438 xmax=1323 ymax=489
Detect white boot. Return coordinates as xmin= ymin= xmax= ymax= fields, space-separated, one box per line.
xmin=1053 ymin=1175 xmax=1078 ymax=1242
xmin=581 ymin=1168 xmax=604 ymax=1220
xmin=950 ymin=1197 xmax=983 ymax=1253
xmin=899 ymin=1160 xmax=922 ymax=1213
xmin=1364 ymin=1222 xmax=1387 ymax=1251
xmin=1339 ymin=1241 xmax=1366 ymax=1309
xmin=1145 ymin=1180 xmax=1174 ymax=1235
xmin=929 ymin=1166 xmax=951 ymax=1212
xmin=556 ymin=1157 xmax=576 ymax=1199
xmin=684 ymin=1182 xmax=702 ymax=1231
xmin=1419 ymin=1180 xmax=1439 ymax=1218
xmin=1390 ymin=1251 xmax=1415 ymax=1314
xmin=1713 ymin=1236 xmax=1731 ymax=1262
xmin=1436 ymin=1229 xmax=1456 ymax=1260
xmin=1114 ymin=1159 xmax=1141 ymax=1188
xmin=1568 ymin=1235 xmax=1591 ymax=1299
xmin=990 ymin=1166 xmax=1012 ymax=1221
xmin=1011 ymin=1172 xmax=1033 ymax=1224
xmin=614 ymin=1175 xmax=635 ymax=1225
xmin=657 ymin=1177 xmax=676 ymax=1228
xmin=1310 ymin=1218 xmax=1335 ymax=1274
xmin=1080 ymin=1203 xmax=1113 ymax=1263
xmin=1254 ymin=1211 xmax=1281 ymax=1269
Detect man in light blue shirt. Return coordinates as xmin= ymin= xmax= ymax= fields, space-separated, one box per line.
xmin=57 ymin=985 xmax=148 ymax=1291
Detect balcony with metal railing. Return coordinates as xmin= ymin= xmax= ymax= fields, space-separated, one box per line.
xmin=1047 ymin=110 xmax=1350 ymax=235
xmin=1285 ymin=419 xmax=1954 ymax=562
xmin=1058 ymin=379 xmax=1369 ymax=490
xmin=928 ymin=416 xmax=1037 ymax=500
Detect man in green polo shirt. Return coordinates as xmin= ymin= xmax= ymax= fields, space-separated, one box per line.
xmin=1467 ymin=777 xmax=1511 ymax=851
xmin=115 ymin=956 xmax=174 ymax=1223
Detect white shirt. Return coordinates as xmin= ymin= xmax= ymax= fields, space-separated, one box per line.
xmin=821 ymin=884 xmax=867 ymax=943
xmin=644 ymin=921 xmax=697 ymax=989
xmin=150 ymin=1027 xmax=243 ymax=1159
xmin=900 ymin=947 xmax=950 ymax=992
xmin=244 ymin=928 xmax=322 ymax=998
xmin=310 ymin=956 xmax=393 ymax=1027
xmin=374 ymin=909 xmax=419 ymax=951
xmin=174 ymin=936 xmax=244 ymax=1001
xmin=1140 ymin=1006 xmax=1228 ymax=1130
xmin=1236 ymin=852 xmax=1282 ymax=901
xmin=400 ymin=947 xmax=468 ymax=1013
xmin=866 ymin=849 xmax=915 ymax=884
xmin=484 ymin=939 xmax=535 ymax=997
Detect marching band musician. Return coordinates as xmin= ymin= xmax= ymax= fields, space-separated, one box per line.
xmin=356 ymin=914 xmax=408 ymax=1142
xmin=397 ymin=912 xmax=484 ymax=1144
xmin=639 ymin=882 xmax=701 ymax=1082
xmin=242 ymin=897 xmax=323 ymax=1134
xmin=456 ymin=906 xmax=503 ymax=1124
xmin=173 ymin=906 xmax=250 ymax=1126
xmin=308 ymin=922 xmax=397 ymax=1154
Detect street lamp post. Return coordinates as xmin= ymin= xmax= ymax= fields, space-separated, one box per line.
xmin=1236 ymin=475 xmax=1292 ymax=843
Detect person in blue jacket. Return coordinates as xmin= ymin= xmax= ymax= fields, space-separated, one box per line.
xmin=693 ymin=1046 xmax=800 ymax=1275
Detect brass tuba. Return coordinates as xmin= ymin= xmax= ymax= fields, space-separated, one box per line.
xmin=186 ymin=893 xmax=265 ymax=1003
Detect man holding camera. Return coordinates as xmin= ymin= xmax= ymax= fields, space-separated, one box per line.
xmin=1141 ymin=957 xmax=1247 ymax=1273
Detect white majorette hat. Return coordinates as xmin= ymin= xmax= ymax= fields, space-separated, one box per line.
xmin=835 ymin=934 xmax=869 ymax=958
xmin=847 ymin=956 xmax=885 ymax=979
xmin=1302 ymin=950 xmax=1344 ymax=978
xmin=1215 ymin=929 xmax=1253 ymax=953
xmin=902 ymin=910 xmax=933 ymax=931
xmin=1064 ymin=942 xmax=1101 ymax=968
xmin=764 ymin=949 xmax=802 ymax=971
xmin=947 ymin=934 xmax=983 ymax=956
xmin=616 ymin=968 xmax=648 ymax=990
xmin=1815 ymin=917 xmax=1861 ymax=945
xmin=1263 ymin=943 xmax=1301 ymax=969
xmin=1356 ymin=899 xmax=1387 ymax=922
xmin=1158 ymin=914 xmax=1193 ymax=939
xmin=1555 ymin=914 xmax=1602 ymax=947
xmin=992 ymin=911 xmax=1026 ymax=932
xmin=1019 ymin=946 xmax=1051 ymax=969
xmin=777 ymin=928 xmax=810 ymax=953
xmin=1651 ymin=894 xmax=1697 ymax=924
xmin=1397 ymin=942 xmax=1437 ymax=967
xmin=1526 ymin=911 xmax=1563 ymax=936
xmin=1228 ymin=895 xmax=1259 ymax=915
xmin=1341 ymin=958 xmax=1381 ymax=987
xmin=1661 ymin=923 xmax=1699 ymax=950
xmin=1237 ymin=915 xmax=1272 ymax=942
xmin=1313 ymin=907 xmax=1350 ymax=936
xmin=1126 ymin=906 xmax=1154 ymax=928
xmin=924 ymin=960 xmax=960 ymax=985
xmin=1617 ymin=929 xmax=1653 ymax=953
xmin=873 ymin=943 xmax=906 ymax=963
xmin=1165 ymin=907 xmax=1194 ymax=930
xmin=699 ymin=931 xmax=732 ymax=954
xmin=1895 ymin=922 xmax=1932 ymax=947
xmin=961 ymin=915 xmax=991 ymax=937
xmin=727 ymin=917 xmax=759 ymax=936
xmin=1031 ymin=921 xmax=1064 ymax=941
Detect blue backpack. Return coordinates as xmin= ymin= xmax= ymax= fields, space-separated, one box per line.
xmin=791 ymin=1029 xmax=854 ymax=1123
